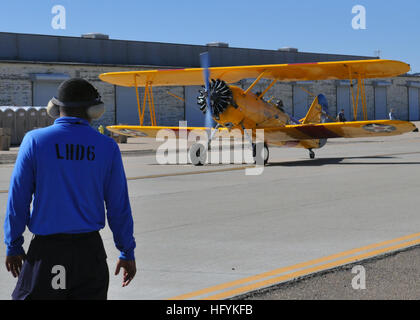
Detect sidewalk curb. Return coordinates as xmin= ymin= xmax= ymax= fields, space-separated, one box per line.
xmin=0 ymin=154 xmax=17 ymax=165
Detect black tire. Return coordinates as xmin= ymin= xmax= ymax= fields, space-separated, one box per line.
xmin=189 ymin=143 xmax=207 ymax=166
xmin=253 ymin=142 xmax=269 ymax=165
xmin=309 ymin=149 xmax=315 ymax=159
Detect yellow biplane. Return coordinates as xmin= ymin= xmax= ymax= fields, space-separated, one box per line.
xmin=99 ymin=58 xmax=417 ymax=165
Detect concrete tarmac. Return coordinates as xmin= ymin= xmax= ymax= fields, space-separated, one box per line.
xmin=1 ymin=131 xmax=420 ymax=300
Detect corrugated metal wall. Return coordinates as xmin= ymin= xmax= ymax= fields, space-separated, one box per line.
xmin=0 ymin=32 xmax=376 ymax=67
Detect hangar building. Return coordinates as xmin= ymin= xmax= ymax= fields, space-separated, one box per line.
xmin=1 ymin=32 xmax=420 ymax=135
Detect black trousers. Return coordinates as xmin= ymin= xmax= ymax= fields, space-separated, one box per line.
xmin=12 ymin=231 xmax=109 ymax=300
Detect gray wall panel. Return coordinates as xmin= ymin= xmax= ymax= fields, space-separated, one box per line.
xmin=101 ymin=40 xmax=127 ymax=65
xmin=337 ymin=86 xmax=351 ymax=121
xmin=159 ymin=44 xmax=177 ymax=66
xmin=185 ymin=86 xmax=205 ymax=126
xmin=33 ymin=81 xmax=61 ymax=106
xmin=18 ymin=35 xmax=59 ymax=62
xmin=127 ymin=42 xmax=146 ymax=66
xmin=59 ymin=37 xmax=82 ymax=62
xmin=0 ymin=33 xmax=18 ymax=60
xmin=408 ymin=87 xmax=419 ymax=121
xmin=116 ymin=86 xmax=141 ymax=125
xmin=0 ymin=32 xmax=376 ymax=68
xmin=375 ymin=87 xmax=387 ymax=120
xmin=293 ymin=85 xmax=311 ymax=119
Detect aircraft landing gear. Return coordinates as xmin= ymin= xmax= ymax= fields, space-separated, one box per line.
xmin=309 ymin=149 xmax=315 ymax=159
xmin=253 ymin=142 xmax=269 ymax=165
xmin=189 ymin=143 xmax=207 ymax=166
xmin=242 ymin=124 xmax=269 ymax=166
xmin=189 ymin=125 xmax=222 ymax=166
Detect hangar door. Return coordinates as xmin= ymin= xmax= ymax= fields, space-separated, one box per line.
xmin=374 ymin=87 xmax=387 ymax=120
xmin=337 ymin=81 xmax=366 ymax=121
xmin=116 ymin=86 xmax=141 ymax=125
xmin=408 ymin=83 xmax=420 ymax=121
xmin=185 ymin=86 xmax=215 ymax=127
xmin=336 ymin=84 xmax=352 ymax=121
xmin=293 ymin=85 xmax=311 ymax=119
xmin=32 ymin=74 xmax=70 ymax=107
xmin=373 ymin=82 xmax=390 ymax=120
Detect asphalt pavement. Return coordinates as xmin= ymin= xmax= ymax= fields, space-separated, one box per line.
xmin=240 ymin=245 xmax=420 ymax=300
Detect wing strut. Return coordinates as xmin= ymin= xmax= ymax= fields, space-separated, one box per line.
xmin=244 ymin=71 xmax=266 ymax=95
xmin=360 ymin=77 xmax=368 ymax=121
xmin=348 ymin=67 xmax=368 ymax=121
xmin=133 ymin=75 xmax=157 ymax=126
xmin=167 ymin=91 xmax=185 ymax=102
xmin=258 ymin=79 xmax=277 ymax=100
xmin=134 ymin=75 xmax=142 ymax=125
xmin=348 ymin=67 xmax=358 ymax=121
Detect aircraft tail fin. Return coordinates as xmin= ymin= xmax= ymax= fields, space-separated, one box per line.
xmin=301 ymin=94 xmax=329 ymax=124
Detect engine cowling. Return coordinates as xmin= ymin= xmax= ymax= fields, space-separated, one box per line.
xmin=197 ymin=79 xmax=234 ymax=119
xmin=197 ymin=79 xmax=289 ymax=129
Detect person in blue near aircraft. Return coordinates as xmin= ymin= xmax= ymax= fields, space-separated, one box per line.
xmin=389 ymin=108 xmax=397 ymax=120
xmin=4 ymin=78 xmax=136 ymax=300
xmin=337 ymin=109 xmax=347 ymax=122
xmin=276 ymin=99 xmax=285 ymax=112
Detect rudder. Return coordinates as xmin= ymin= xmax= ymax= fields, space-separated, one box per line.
xmin=302 ymin=94 xmax=329 ymax=124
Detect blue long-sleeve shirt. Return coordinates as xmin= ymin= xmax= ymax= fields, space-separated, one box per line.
xmin=4 ymin=117 xmax=136 ymax=260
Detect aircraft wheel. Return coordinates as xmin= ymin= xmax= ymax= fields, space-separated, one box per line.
xmin=309 ymin=149 xmax=315 ymax=159
xmin=253 ymin=142 xmax=269 ymax=165
xmin=189 ymin=143 xmax=207 ymax=166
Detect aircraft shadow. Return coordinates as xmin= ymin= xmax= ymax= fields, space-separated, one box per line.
xmin=148 ymin=155 xmax=420 ymax=167
xmin=268 ymin=155 xmax=420 ymax=167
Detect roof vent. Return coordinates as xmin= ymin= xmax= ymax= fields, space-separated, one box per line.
xmin=278 ymin=47 xmax=298 ymax=53
xmin=206 ymin=42 xmax=229 ymax=48
xmin=81 ymin=33 xmax=109 ymax=40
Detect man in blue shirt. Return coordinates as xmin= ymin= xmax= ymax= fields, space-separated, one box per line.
xmin=337 ymin=109 xmax=347 ymax=122
xmin=4 ymin=78 xmax=136 ymax=300
xmin=389 ymin=108 xmax=397 ymax=120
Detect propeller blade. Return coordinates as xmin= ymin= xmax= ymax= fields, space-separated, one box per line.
xmin=199 ymin=52 xmax=213 ymax=128
xmin=200 ymin=52 xmax=211 ymax=109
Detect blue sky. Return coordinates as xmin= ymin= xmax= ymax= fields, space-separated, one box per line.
xmin=0 ymin=0 xmax=419 ymax=71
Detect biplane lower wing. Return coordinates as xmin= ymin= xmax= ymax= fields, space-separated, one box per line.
xmin=106 ymin=125 xmax=229 ymax=138
xmin=107 ymin=120 xmax=416 ymax=143
xmin=263 ymin=120 xmax=417 ymax=142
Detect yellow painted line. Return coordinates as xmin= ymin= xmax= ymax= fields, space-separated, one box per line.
xmin=168 ymin=232 xmax=420 ymax=300
xmin=204 ymin=237 xmax=420 ymax=300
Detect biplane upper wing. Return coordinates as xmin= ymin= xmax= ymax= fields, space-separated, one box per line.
xmin=99 ymin=59 xmax=410 ymax=87
xmin=106 ymin=120 xmax=416 ymax=141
